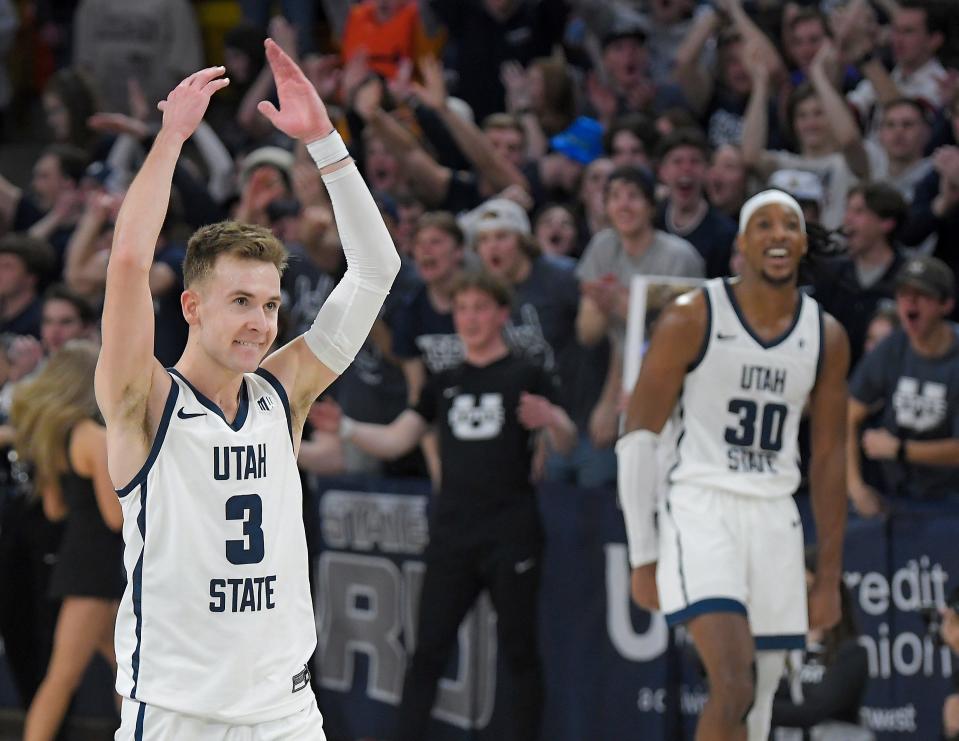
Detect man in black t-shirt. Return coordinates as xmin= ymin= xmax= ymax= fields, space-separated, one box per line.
xmin=313 ymin=271 xmax=576 ymax=741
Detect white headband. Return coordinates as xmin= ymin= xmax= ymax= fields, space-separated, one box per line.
xmin=739 ymin=189 xmax=806 ymax=235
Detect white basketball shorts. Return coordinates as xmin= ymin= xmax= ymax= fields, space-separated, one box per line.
xmin=657 ymin=484 xmax=807 ymax=650
xmin=115 ymin=695 xmax=327 ymax=741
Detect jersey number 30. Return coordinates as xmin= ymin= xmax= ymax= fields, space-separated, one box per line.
xmin=225 ymin=494 xmax=264 ymax=564
xmin=724 ymin=399 xmax=787 ymax=451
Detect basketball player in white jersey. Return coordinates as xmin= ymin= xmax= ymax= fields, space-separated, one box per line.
xmin=96 ymin=41 xmax=400 ymax=739
xmin=617 ymin=190 xmax=850 ymax=741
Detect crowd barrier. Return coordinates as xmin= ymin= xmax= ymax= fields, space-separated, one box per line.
xmin=1 ymin=477 xmax=955 ymax=740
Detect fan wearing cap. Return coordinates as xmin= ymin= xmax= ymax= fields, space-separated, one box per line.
xmin=618 ymin=189 xmax=850 ymax=741
xmin=848 ymin=256 xmax=959 ymax=516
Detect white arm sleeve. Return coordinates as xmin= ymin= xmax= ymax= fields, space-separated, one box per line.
xmin=615 ymin=428 xmax=660 ymax=568
xmin=303 ymin=162 xmax=401 ymax=375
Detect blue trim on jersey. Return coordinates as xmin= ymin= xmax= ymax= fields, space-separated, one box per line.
xmin=168 ymin=368 xmax=250 ymax=432
xmin=116 ymin=379 xmax=179 ymax=497
xmin=255 ymin=367 xmax=293 ymax=445
xmin=134 ymin=700 xmax=145 ymax=740
xmin=687 ymin=288 xmax=712 ymax=372
xmin=666 ymin=597 xmax=748 ymax=626
xmin=664 ymin=497 xmax=690 ymax=604
xmin=755 ymin=634 xmax=806 ymax=651
xmin=130 ymin=479 xmax=147 ymax=698
xmin=814 ymin=302 xmax=825 ymax=381
xmin=722 ymin=279 xmax=803 ymax=349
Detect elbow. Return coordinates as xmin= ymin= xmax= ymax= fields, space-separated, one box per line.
xmin=105 ymin=515 xmax=124 ymax=533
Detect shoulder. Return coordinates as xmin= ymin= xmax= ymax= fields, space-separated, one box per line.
xmin=655 ymin=287 xmax=709 ymax=343
xmin=582 ymin=228 xmax=619 ymax=257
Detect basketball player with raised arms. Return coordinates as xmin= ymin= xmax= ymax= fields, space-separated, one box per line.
xmin=96 ymin=41 xmax=400 ymax=739
xmin=617 ymin=190 xmax=850 ymax=740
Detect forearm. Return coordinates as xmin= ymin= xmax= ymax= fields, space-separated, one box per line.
xmin=367 ymin=107 xmax=421 ymax=157
xmin=26 ymin=210 xmax=67 ymax=241
xmin=345 ymin=418 xmax=419 ymax=460
xmin=673 ymin=11 xmax=718 ymax=113
xmin=543 ymin=405 xmax=577 ymax=455
xmin=190 ymin=121 xmax=235 ymax=203
xmin=809 ymin=66 xmax=862 ymax=151
xmin=902 ymin=438 xmax=959 ymax=467
xmin=741 ymin=80 xmax=770 ymax=170
xmin=64 ymin=211 xmax=108 ymax=293
xmin=518 ymin=112 xmax=548 ymax=160
xmin=576 ymin=300 xmax=610 ymax=347
xmin=438 ymin=106 xmax=526 ymax=192
xmin=810 ymin=445 xmax=847 ymax=583
xmin=112 ymin=130 xmax=183 ymax=271
xmin=302 ymin=156 xmax=400 ymax=374
xmin=861 ymin=57 xmax=900 ymax=107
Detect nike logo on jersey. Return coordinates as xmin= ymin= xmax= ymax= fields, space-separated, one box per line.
xmin=514 ymin=557 xmax=536 ymax=574
xmin=716 ymin=332 xmax=737 ymax=340
xmin=177 ymin=407 xmax=207 ymax=419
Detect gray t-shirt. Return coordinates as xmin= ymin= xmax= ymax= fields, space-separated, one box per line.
xmin=577 ymin=228 xmax=705 ymax=284
xmin=576 ymin=228 xmax=705 ymax=345
xmin=849 ymin=326 xmax=959 ymax=501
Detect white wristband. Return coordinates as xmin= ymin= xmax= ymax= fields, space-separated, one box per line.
xmin=306 ymin=130 xmax=350 ymax=170
xmin=339 ymin=416 xmax=357 ymax=441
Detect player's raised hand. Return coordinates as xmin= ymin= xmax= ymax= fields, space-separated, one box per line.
xmin=157 ymin=66 xmax=229 ymax=142
xmin=258 ymin=38 xmax=333 ymax=144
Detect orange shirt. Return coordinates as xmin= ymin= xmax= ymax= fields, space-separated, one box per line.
xmin=341 ymin=1 xmax=428 ymax=79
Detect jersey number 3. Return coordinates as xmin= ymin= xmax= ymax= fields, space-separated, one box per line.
xmin=225 ymin=494 xmax=265 ymax=564
xmin=724 ymin=399 xmax=787 ymax=451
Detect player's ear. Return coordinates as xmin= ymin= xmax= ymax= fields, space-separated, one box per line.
xmin=181 ymin=287 xmax=201 ymax=326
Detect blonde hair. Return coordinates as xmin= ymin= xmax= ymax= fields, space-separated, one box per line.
xmin=184 ymin=221 xmax=288 ymax=288
xmin=10 ymin=340 xmax=100 ymax=490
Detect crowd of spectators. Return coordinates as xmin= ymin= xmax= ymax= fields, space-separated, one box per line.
xmin=0 ymin=0 xmax=958 ymax=736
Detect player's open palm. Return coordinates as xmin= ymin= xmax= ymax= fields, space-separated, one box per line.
xmin=631 ymin=564 xmax=659 ymax=612
xmin=258 ymin=38 xmax=333 ymax=144
xmin=157 ymin=66 xmax=229 ymax=142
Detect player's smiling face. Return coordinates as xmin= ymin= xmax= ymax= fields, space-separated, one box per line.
xmin=185 ymin=254 xmax=282 ymax=373
xmin=738 ymin=203 xmax=807 ymax=286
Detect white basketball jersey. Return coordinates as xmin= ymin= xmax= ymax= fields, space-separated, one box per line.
xmin=667 ymin=279 xmax=823 ymax=498
xmin=114 ymin=369 xmax=317 ymax=724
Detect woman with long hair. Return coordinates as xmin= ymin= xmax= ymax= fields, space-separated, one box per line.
xmin=12 ymin=341 xmax=124 ymax=741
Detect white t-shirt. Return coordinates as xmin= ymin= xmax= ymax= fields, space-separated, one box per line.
xmin=847 ymin=58 xmax=947 ymax=140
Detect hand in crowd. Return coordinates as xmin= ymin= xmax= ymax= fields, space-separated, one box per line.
xmin=309 ymin=398 xmax=343 ymax=435
xmin=586 ymin=71 xmax=618 ymax=125
xmin=410 ymin=56 xmax=447 ymax=111
xmin=630 ymin=564 xmax=659 ymax=612
xmin=501 ymin=61 xmax=533 ymax=114
xmin=810 ymin=39 xmax=840 ymax=79
xmin=340 ymin=49 xmax=371 ymax=106
xmin=158 ymin=66 xmax=230 ymax=143
xmin=496 ymin=183 xmax=534 ymax=212
xmin=351 ymin=75 xmax=384 ymax=122
xmin=388 ymin=58 xmax=414 ymax=105
xmin=268 ymin=14 xmax=299 ymax=59
xmin=87 ymin=112 xmax=151 ymax=140
xmin=582 ymin=275 xmax=629 ymax=320
xmin=257 ymin=37 xmax=333 ymax=144
xmin=516 ymin=392 xmax=558 ymax=431
xmin=87 ymin=191 xmax=124 ymax=224
xmin=238 ymin=166 xmax=288 ymax=223
xmin=849 ymin=479 xmax=884 ymax=518
xmin=835 ymin=0 xmax=878 ymax=64
xmin=49 ymin=182 xmax=85 ymax=224
xmin=302 ymin=54 xmax=342 ymax=104
xmin=942 ymin=607 xmax=959 ymax=654
xmin=861 ymin=427 xmax=900 ymax=460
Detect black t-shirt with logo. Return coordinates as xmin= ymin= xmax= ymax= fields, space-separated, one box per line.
xmin=413 ymin=353 xmax=559 ymax=543
xmin=849 ymin=325 xmax=959 ymax=500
